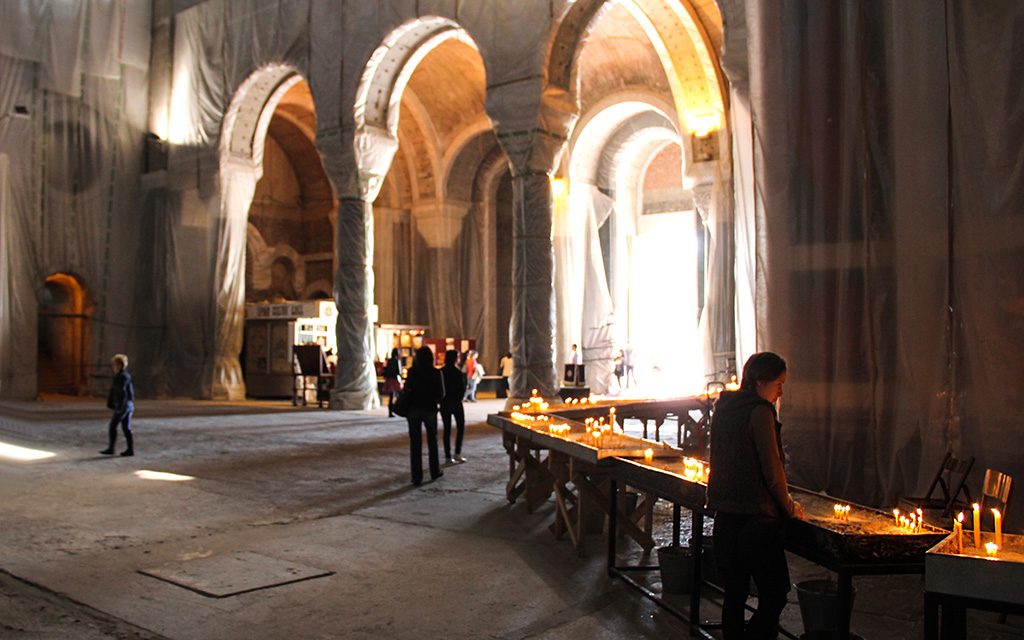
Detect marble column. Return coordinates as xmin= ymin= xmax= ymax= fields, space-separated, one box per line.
xmin=508 ymin=171 xmax=558 ymax=400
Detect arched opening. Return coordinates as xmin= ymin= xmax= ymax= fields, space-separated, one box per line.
xmin=360 ymin=17 xmax=507 ymax=370
xmin=37 ymin=273 xmax=91 ymax=396
xmin=245 ymin=80 xmax=334 ymax=306
xmin=217 ymin=66 xmax=336 ymax=400
xmin=552 ymin=0 xmax=729 ymax=395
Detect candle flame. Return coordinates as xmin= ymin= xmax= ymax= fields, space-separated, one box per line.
xmin=992 ymin=508 xmax=1001 ymax=518
xmin=957 ymin=512 xmax=964 ymax=523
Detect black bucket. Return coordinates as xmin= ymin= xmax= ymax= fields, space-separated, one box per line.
xmin=657 ymin=545 xmax=693 ymax=594
xmin=795 ymin=579 xmax=856 ymax=637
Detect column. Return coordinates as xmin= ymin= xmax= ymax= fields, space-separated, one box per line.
xmin=508 ymin=171 xmax=558 ymax=400
xmin=330 ymin=196 xmax=380 ymax=410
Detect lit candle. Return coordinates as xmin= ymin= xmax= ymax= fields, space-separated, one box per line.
xmin=834 ymin=504 xmax=841 ymax=519
xmin=954 ymin=512 xmax=964 ymax=554
xmin=844 ymin=505 xmax=851 ymax=521
xmin=893 ymin=508 xmax=900 ymax=525
xmin=985 ymin=542 xmax=999 ymax=558
xmin=992 ymin=508 xmax=1002 ymax=548
xmin=973 ymin=503 xmax=981 ymax=548
xmin=643 ymin=448 xmax=654 ymax=463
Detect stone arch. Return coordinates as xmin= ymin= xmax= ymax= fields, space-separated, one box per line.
xmin=353 ymin=16 xmax=487 ymax=201
xmin=546 ymin=0 xmax=727 ymax=151
xmin=37 ymin=272 xmax=92 ymax=395
xmin=212 ymin=64 xmax=324 ymax=400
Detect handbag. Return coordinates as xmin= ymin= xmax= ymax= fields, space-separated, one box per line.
xmin=392 ymin=386 xmax=411 ymax=417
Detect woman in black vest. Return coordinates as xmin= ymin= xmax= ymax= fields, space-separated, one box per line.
xmin=402 ymin=346 xmax=445 ymax=485
xmin=707 ymin=352 xmax=804 ymax=639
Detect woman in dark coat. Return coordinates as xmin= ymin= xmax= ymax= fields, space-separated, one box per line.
xmin=402 ymin=346 xmax=445 ymax=485
xmin=440 ymin=349 xmax=467 ymax=463
xmin=382 ymin=348 xmax=403 ymax=417
xmin=706 ymin=352 xmax=804 ymax=639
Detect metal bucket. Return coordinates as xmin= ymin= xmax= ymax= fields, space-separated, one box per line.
xmin=795 ymin=579 xmax=856 ymax=637
xmin=657 ymin=545 xmax=693 ymax=594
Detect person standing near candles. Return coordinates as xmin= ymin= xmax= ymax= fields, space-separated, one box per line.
xmin=403 ymin=346 xmax=445 ymax=486
xmin=707 ymin=351 xmax=804 ymax=640
xmin=440 ymin=349 xmax=467 ymax=464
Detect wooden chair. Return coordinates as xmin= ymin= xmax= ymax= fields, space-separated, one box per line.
xmin=899 ymin=451 xmax=974 ymax=516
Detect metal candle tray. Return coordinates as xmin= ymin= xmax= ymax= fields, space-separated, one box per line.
xmin=926 ymin=533 xmax=1024 ymax=605
xmin=785 ymin=488 xmax=949 ymax=567
xmin=487 ymin=413 xmax=678 ymax=465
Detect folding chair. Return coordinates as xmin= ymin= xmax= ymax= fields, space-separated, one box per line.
xmin=981 ymin=468 xmax=1012 ymax=515
xmin=899 ymin=451 xmax=974 ymax=516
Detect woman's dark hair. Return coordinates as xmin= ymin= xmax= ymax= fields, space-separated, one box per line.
xmin=390 ymin=348 xmax=400 ymax=359
xmin=413 ymin=346 xmax=434 ymax=367
xmin=444 ymin=349 xmax=459 ymax=366
xmin=739 ymin=352 xmax=787 ymax=391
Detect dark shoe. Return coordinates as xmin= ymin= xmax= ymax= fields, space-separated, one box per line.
xmin=99 ymin=448 xmax=114 ymax=455
xmin=411 ymin=479 xmax=422 ymax=486
xmin=430 ymin=470 xmax=444 ymax=481
xmin=120 ymin=450 xmax=134 ymax=457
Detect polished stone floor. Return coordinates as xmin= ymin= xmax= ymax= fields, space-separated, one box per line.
xmin=0 ymin=396 xmax=1019 ymax=639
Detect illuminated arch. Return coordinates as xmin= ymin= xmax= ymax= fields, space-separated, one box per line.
xmin=547 ymin=0 xmax=727 ymax=138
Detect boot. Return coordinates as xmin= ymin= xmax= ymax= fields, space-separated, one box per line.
xmin=120 ymin=433 xmax=134 ymax=456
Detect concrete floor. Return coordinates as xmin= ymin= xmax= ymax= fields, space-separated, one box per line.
xmin=0 ymin=397 xmax=1020 ymax=639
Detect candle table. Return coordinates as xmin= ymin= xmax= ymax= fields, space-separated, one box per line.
xmin=924 ymin=532 xmax=1024 ymax=639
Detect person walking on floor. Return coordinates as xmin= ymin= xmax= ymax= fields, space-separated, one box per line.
xmin=463 ymin=350 xmax=483 ymax=402
xmin=498 ymin=351 xmax=513 ymax=398
xmin=706 ymin=351 xmax=804 ymax=639
xmin=382 ymin=348 xmax=403 ymax=417
xmin=100 ymin=353 xmax=135 ymax=456
xmin=402 ymin=346 xmax=445 ymax=485
xmin=440 ymin=349 xmax=467 ymax=464
xmin=462 ymin=350 xmax=476 ymax=401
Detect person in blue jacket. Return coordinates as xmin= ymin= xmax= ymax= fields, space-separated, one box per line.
xmin=100 ymin=353 xmax=135 ymax=456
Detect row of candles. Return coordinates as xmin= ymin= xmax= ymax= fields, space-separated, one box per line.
xmin=833 ymin=503 xmax=852 ymax=521
xmin=512 ymin=389 xmax=600 ymax=415
xmin=892 ymin=508 xmax=925 ymax=531
xmin=950 ymin=504 xmax=1003 ymax=557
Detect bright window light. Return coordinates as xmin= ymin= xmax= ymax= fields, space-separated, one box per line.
xmin=0 ymin=441 xmax=56 ymax=461
xmin=134 ymin=470 xmax=195 ymax=482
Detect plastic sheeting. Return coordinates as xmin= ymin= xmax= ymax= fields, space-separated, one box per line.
xmin=739 ymin=0 xmax=1024 ymax=528
xmin=508 ymin=173 xmax=559 ymax=400
xmin=555 ymin=184 xmax=615 ymax=394
xmin=0 ymin=0 xmax=150 ymax=398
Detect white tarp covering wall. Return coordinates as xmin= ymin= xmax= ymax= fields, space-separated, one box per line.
xmin=736 ymin=0 xmax=1024 ymax=528
xmin=554 ymin=184 xmax=616 ymax=394
xmin=0 ymin=1 xmax=150 ymax=397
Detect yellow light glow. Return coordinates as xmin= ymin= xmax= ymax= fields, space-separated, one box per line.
xmin=687 ymin=112 xmax=720 ymax=137
xmin=0 ymin=441 xmax=55 ymax=461
xmin=550 ymin=177 xmax=568 ymax=198
xmin=134 ymin=470 xmax=195 ymax=482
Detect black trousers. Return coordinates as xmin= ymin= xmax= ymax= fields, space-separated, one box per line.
xmin=107 ymin=409 xmax=134 ymax=451
xmin=440 ymin=402 xmax=465 ymax=458
xmin=406 ymin=408 xmax=440 ymax=483
xmin=713 ymin=512 xmax=791 ymax=640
